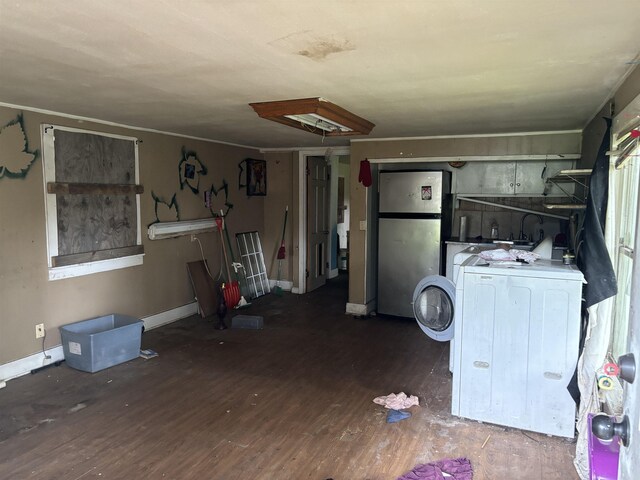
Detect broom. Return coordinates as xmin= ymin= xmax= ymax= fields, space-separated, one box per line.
xmin=215 ymin=215 xmax=240 ymax=308
xmin=221 ymin=211 xmax=250 ymax=308
xmin=273 ymin=206 xmax=288 ymax=296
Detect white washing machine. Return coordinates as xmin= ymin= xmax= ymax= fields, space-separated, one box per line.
xmin=412 ymin=245 xmax=490 ymax=372
xmin=412 ymin=253 xmax=584 ymax=437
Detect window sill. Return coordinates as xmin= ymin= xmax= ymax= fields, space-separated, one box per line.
xmin=48 ymin=254 xmax=144 ymax=281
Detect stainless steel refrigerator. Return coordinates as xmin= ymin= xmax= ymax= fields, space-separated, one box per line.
xmin=377 ymin=171 xmax=451 ymax=318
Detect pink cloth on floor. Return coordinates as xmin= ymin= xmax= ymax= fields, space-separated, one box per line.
xmin=396 ymin=458 xmax=473 ymax=480
xmin=373 ymin=392 xmax=419 ymax=410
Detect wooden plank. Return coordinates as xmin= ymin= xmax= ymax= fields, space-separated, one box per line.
xmin=186 ymin=260 xmax=218 ymax=318
xmin=51 ymin=245 xmax=144 ymax=267
xmin=47 ymin=182 xmax=144 ymax=195
xmin=53 ymin=129 xmax=136 ymax=183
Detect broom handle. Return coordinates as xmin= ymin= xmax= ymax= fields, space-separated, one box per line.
xmin=223 ymin=219 xmax=239 ymax=280
xmin=218 ymin=218 xmax=233 ymax=282
xmin=280 ymin=206 xmax=288 ymax=245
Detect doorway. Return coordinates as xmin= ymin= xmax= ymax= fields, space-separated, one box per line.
xmin=295 ymin=148 xmax=350 ymax=294
xmin=306 ymin=155 xmax=329 ymax=292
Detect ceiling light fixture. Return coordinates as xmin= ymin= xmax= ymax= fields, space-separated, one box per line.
xmin=249 ymin=97 xmax=374 ymax=137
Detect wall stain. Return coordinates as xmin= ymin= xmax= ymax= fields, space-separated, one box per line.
xmin=0 ymin=112 xmax=40 ymax=179
xmin=298 ymin=38 xmax=355 ymax=61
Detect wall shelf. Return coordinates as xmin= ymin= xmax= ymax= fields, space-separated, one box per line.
xmin=544 ymin=168 xmax=591 ymax=210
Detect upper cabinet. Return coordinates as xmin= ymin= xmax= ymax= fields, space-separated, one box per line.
xmin=454 ymin=160 xmax=576 ymax=196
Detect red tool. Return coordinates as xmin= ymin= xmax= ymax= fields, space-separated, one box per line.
xmin=215 ymin=216 xmax=240 ymax=309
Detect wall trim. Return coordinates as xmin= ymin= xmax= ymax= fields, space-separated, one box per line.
xmin=261 ymin=146 xmax=351 ymax=154
xmin=345 ymin=301 xmax=375 ymax=316
xmin=350 ymin=130 xmax=583 ymax=143
xmin=142 ymin=302 xmax=199 ymax=330
xmin=369 ymin=154 xmax=581 ymax=164
xmin=0 ymin=346 xmax=65 ymax=387
xmin=328 ymin=268 xmax=339 ymax=279
xmin=0 ymin=302 xmax=198 ymax=387
xmin=268 ymin=279 xmax=294 ymax=291
xmin=0 ymin=101 xmax=261 ymax=151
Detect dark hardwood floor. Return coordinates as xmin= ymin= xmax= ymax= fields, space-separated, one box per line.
xmin=0 ymin=274 xmax=578 ymax=479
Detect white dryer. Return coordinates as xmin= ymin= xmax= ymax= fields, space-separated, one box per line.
xmin=413 ymin=252 xmax=584 ymax=437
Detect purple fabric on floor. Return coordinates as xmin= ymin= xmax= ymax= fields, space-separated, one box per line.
xmin=396 ymin=457 xmax=473 ymax=480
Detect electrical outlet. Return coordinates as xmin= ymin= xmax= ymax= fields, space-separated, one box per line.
xmin=35 ymin=323 xmax=45 ymax=339
xmin=191 ymin=234 xmax=196 ymax=242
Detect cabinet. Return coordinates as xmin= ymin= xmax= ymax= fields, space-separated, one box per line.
xmin=454 ymin=160 xmax=575 ymax=196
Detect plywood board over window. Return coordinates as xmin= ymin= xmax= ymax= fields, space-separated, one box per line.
xmin=42 ymin=125 xmax=144 ymax=280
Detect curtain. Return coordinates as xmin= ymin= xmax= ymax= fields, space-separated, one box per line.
xmin=573 ymin=119 xmax=619 ymax=479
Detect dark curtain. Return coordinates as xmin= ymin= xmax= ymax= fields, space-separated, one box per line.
xmin=568 ymin=118 xmax=618 ymax=405
xmin=577 ymin=117 xmax=618 ymax=308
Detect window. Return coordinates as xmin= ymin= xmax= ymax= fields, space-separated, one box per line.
xmin=42 ymin=125 xmax=144 ymax=280
xmin=610 ymin=111 xmax=639 ymax=358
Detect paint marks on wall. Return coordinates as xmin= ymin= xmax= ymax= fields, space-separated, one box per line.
xmin=179 ymin=147 xmax=207 ymax=194
xmin=205 ymin=179 xmax=233 ymax=217
xmin=0 ymin=113 xmax=39 ymax=179
xmin=150 ymin=191 xmax=180 ymax=226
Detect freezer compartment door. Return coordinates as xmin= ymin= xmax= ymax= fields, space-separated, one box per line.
xmin=379 ymin=171 xmax=447 ymax=214
xmin=377 ymin=218 xmax=442 ymax=318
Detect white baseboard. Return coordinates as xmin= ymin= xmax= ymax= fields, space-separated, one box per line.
xmin=327 ymin=268 xmax=339 ymax=279
xmin=0 ymin=345 xmax=65 ymax=387
xmin=142 ymin=302 xmax=198 ymax=330
xmin=269 ymin=279 xmax=293 ymax=291
xmin=345 ymin=301 xmax=375 ymax=316
xmin=291 ymin=287 xmax=301 ymax=294
xmin=0 ymin=302 xmax=198 ymax=388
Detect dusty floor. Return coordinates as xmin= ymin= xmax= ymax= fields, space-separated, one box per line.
xmin=0 ymin=274 xmax=579 ymax=479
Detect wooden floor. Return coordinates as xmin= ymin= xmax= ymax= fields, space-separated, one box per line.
xmin=0 ymin=274 xmax=579 ymax=479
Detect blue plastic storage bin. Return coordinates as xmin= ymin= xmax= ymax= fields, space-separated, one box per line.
xmin=59 ymin=314 xmax=143 ymax=373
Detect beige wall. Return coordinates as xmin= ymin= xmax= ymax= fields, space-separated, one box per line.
xmin=262 ymin=152 xmax=295 ymax=283
xmin=0 ymin=105 xmax=264 ymax=365
xmin=348 ymin=132 xmax=583 ymax=307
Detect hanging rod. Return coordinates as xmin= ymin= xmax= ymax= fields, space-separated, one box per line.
xmin=456 ymin=196 xmax=570 ymax=220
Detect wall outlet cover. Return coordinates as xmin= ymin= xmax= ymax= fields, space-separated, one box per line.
xmin=35 ymin=323 xmax=45 ymax=339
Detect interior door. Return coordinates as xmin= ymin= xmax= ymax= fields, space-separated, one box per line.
xmin=306 ymin=156 xmax=329 ymax=292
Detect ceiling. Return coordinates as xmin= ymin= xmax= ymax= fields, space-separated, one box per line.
xmin=1 ymin=1 xmax=639 ymax=149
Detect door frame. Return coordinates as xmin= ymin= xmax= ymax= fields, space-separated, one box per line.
xmin=296 ymin=147 xmax=350 ymax=294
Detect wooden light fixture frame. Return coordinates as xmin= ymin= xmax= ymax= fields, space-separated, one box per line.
xmin=249 ymin=97 xmax=374 ymax=137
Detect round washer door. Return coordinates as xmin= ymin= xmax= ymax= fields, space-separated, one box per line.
xmin=412 ymin=275 xmax=456 ymax=342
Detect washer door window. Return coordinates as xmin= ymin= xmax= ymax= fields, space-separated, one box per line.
xmin=412 ymin=275 xmax=455 ymax=342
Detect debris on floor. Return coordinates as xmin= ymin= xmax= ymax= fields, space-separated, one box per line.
xmin=231 ymin=314 xmax=264 ymax=329
xmin=396 ymin=457 xmax=473 ymax=480
xmin=139 ymin=349 xmax=158 ymax=359
xmin=373 ymin=392 xmax=419 ymax=409
xmin=387 ymin=409 xmax=412 ymax=423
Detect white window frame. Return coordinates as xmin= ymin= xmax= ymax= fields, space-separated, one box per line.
xmin=41 ymin=124 xmax=143 ymax=281
xmin=609 ymin=96 xmax=640 ymax=358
